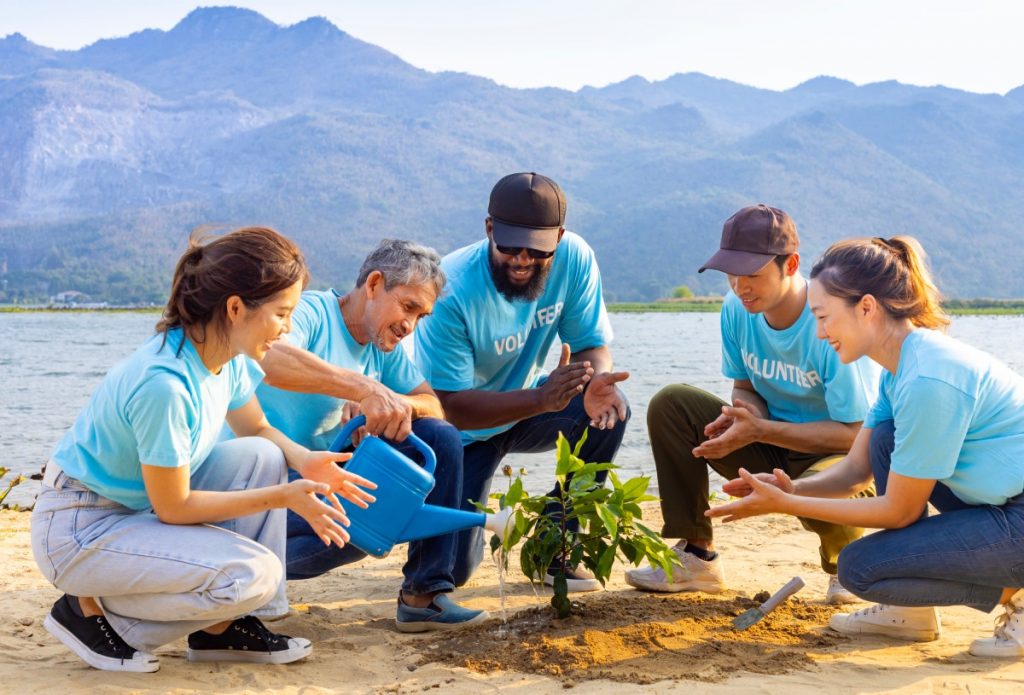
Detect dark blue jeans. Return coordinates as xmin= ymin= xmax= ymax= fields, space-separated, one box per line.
xmin=837 ymin=419 xmax=1024 ymax=612
xmin=285 ymin=417 xmax=464 ymax=596
xmin=452 ymin=393 xmax=630 ymax=586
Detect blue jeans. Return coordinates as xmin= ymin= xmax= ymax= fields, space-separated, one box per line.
xmin=31 ymin=437 xmax=289 ymax=653
xmin=285 ymin=418 xmax=464 ymax=596
xmin=837 ymin=420 xmax=1024 ymax=612
xmin=453 ymin=393 xmax=630 ymax=585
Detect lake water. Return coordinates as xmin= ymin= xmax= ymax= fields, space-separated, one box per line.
xmin=3 ymin=311 xmax=1023 ymax=508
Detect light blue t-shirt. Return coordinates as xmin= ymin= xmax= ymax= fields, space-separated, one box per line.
xmin=414 ymin=231 xmax=613 ymax=443
xmin=721 ymin=289 xmax=879 ymax=424
xmin=50 ymin=328 xmax=258 ymax=510
xmin=255 ymin=289 xmax=425 ymax=450
xmin=864 ymin=329 xmax=1024 ymax=506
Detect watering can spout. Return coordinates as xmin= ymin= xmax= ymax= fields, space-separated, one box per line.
xmin=396 ymin=505 xmax=515 ymax=545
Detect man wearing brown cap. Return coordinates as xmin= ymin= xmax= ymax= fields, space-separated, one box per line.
xmin=626 ymin=204 xmax=878 ymax=603
xmin=414 ymin=172 xmax=630 ymax=591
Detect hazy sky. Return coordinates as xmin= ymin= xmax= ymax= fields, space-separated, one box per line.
xmin=1 ymin=1 xmax=1021 ymax=95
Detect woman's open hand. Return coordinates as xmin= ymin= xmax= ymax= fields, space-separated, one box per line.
xmin=294 ymin=450 xmax=377 ymax=509
xmin=705 ymin=468 xmax=792 ymax=523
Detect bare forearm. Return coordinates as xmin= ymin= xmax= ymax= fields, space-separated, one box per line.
xmin=261 ymin=343 xmax=377 ymax=400
xmin=438 ymin=389 xmax=544 ymax=430
xmin=780 ymin=493 xmax=920 ymax=530
xmin=791 ymin=457 xmax=874 ymax=498
xmin=251 ymin=424 xmax=310 ymax=471
xmin=731 ymin=386 xmax=769 ymax=417
xmin=155 ymin=485 xmax=288 ymax=525
xmin=757 ymin=419 xmax=859 ymax=454
xmin=573 ymin=345 xmax=612 ymax=374
xmin=404 ymin=392 xmax=444 ymax=420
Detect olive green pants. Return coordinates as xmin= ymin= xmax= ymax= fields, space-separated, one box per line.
xmin=647 ymin=383 xmax=874 ymax=575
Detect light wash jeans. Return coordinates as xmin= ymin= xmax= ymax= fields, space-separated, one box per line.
xmin=31 ymin=437 xmax=289 ymax=653
xmin=837 ymin=419 xmax=1024 ymax=612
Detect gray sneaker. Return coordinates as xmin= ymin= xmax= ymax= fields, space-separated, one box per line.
xmin=624 ymin=542 xmax=726 ymax=593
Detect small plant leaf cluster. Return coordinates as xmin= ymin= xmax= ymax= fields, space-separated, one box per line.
xmin=0 ymin=466 xmax=26 ymax=509
xmin=480 ymin=429 xmax=682 ymax=618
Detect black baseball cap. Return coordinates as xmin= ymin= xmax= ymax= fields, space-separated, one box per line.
xmin=488 ymin=172 xmax=566 ymax=253
xmin=699 ymin=204 xmax=800 ymax=275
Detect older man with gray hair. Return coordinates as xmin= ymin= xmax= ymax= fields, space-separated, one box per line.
xmin=255 ymin=238 xmax=486 ymax=632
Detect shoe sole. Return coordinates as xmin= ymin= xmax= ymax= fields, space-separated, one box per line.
xmin=187 ymin=640 xmax=312 ymax=664
xmin=44 ymin=614 xmax=160 ymax=673
xmin=543 ymin=574 xmax=602 ymax=593
xmin=395 ymin=610 xmax=490 ymax=634
xmin=969 ymin=641 xmax=1024 ymax=658
xmin=624 ymin=573 xmax=726 ymax=594
xmin=828 ymin=617 xmax=939 ymax=642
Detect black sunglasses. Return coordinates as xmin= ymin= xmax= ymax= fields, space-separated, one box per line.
xmin=494 ymin=243 xmax=555 ymax=259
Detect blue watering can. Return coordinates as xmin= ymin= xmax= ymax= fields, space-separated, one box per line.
xmin=328 ymin=415 xmax=513 ymax=558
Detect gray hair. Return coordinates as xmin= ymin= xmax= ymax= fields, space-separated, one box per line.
xmin=355 ymin=239 xmax=446 ymax=295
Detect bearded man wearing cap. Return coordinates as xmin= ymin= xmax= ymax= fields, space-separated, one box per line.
xmin=414 ymin=172 xmax=630 ymax=591
xmin=625 ymin=204 xmax=879 ymax=604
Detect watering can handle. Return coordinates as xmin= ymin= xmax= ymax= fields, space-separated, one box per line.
xmin=327 ymin=414 xmax=437 ymax=475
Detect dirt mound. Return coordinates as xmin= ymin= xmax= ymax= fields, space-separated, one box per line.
xmin=423 ymin=590 xmax=843 ymax=685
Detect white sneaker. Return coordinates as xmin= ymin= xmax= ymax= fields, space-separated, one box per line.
xmin=829 ymin=603 xmax=940 ymax=642
xmin=969 ymin=590 xmax=1024 ymax=658
xmin=624 ymin=542 xmax=726 ymax=594
xmin=544 ymin=565 xmax=602 ymax=593
xmin=825 ymin=575 xmax=860 ymax=605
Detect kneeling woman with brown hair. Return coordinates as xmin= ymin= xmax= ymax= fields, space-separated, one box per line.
xmin=708 ymin=235 xmax=1024 ymax=657
xmin=31 ymin=227 xmax=376 ymax=672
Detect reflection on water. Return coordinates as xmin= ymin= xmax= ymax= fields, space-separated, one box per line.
xmin=2 ymin=311 xmax=1023 ymax=507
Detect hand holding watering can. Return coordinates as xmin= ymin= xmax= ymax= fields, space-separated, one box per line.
xmin=328 ymin=415 xmax=514 ymax=558
xmin=292 ymin=446 xmax=378 ymax=548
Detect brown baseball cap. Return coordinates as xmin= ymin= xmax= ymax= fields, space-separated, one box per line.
xmin=488 ymin=172 xmax=566 ymax=253
xmin=698 ymin=204 xmax=799 ymax=275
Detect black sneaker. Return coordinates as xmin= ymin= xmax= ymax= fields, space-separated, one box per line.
xmin=43 ymin=594 xmax=160 ymax=672
xmin=186 ymin=615 xmax=312 ymax=664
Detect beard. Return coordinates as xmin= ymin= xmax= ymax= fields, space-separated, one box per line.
xmin=488 ymin=252 xmax=551 ymax=303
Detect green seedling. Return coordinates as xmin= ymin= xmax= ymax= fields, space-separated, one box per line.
xmin=475 ymin=430 xmax=682 ymax=618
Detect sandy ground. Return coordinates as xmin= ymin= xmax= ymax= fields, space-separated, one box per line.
xmin=3 ymin=504 xmax=1024 ymax=694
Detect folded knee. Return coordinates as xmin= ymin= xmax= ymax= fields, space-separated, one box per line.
xmin=414 ymin=419 xmax=464 ymax=460
xmin=646 ymin=383 xmax=705 ymax=426
xmin=836 ymin=539 xmax=873 ymax=594
xmin=241 ymin=437 xmax=288 ymax=485
xmin=224 ymin=550 xmax=283 ymax=612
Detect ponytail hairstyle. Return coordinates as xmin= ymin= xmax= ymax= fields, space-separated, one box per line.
xmin=156 ymin=226 xmax=310 ymax=352
xmin=809 ymin=235 xmax=949 ymax=330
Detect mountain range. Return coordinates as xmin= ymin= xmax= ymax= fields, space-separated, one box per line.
xmin=1 ymin=6 xmax=1022 ymax=302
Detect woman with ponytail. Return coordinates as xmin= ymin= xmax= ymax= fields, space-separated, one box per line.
xmin=31 ymin=227 xmax=376 ymax=672
xmin=708 ymin=235 xmax=1024 ymax=657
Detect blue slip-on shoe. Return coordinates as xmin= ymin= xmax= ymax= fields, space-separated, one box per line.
xmin=395 ymin=593 xmax=490 ymax=633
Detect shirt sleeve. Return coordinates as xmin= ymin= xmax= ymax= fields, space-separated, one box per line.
xmin=230 ymin=356 xmax=260 ymax=410
xmin=125 ymin=371 xmax=193 ymax=468
xmin=557 ymin=240 xmax=613 ymax=350
xmin=414 ymin=299 xmax=476 ymax=391
xmin=864 ymin=375 xmax=894 ymax=429
xmin=889 ymin=377 xmax=975 ymax=480
xmin=381 ymin=345 xmax=428 ymax=394
xmin=820 ymin=347 xmax=874 ymax=423
xmin=720 ymin=299 xmax=747 ymax=380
